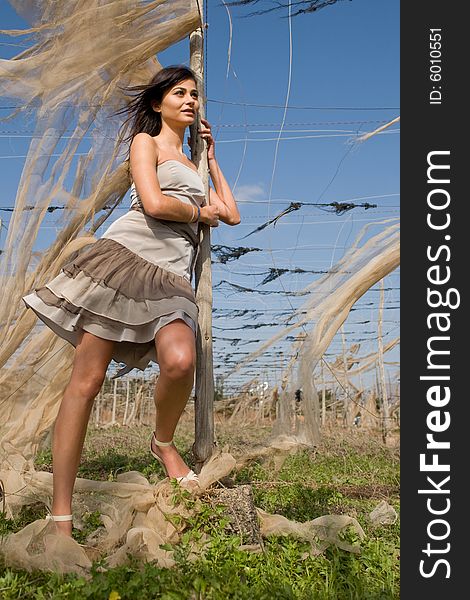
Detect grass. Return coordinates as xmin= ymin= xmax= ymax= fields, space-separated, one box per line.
xmin=0 ymin=420 xmax=400 ymax=599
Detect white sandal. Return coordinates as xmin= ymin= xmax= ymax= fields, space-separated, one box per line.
xmin=150 ymin=432 xmax=199 ymax=484
xmin=45 ymin=513 xmax=98 ymax=552
xmin=46 ymin=513 xmax=73 ymax=523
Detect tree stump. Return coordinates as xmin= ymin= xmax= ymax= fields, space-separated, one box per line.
xmin=208 ymin=484 xmax=263 ymax=548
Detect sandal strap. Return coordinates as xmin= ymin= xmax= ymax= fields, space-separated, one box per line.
xmin=176 ymin=470 xmax=199 ymax=484
xmin=152 ymin=432 xmax=173 ymax=447
xmin=46 ymin=514 xmax=73 ymax=522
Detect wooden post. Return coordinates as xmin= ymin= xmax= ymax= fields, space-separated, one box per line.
xmin=139 ymin=376 xmax=145 ymax=424
xmin=190 ymin=8 xmax=215 ymax=472
xmin=147 ymin=391 xmax=152 ymax=426
xmin=123 ymin=378 xmax=130 ymax=426
xmin=111 ymin=378 xmax=117 ymax=425
xmin=95 ymin=391 xmax=101 ymax=426
xmin=332 ymin=387 xmax=337 ymax=424
xmin=340 ymin=326 xmax=351 ymax=427
xmin=377 ymin=279 xmax=390 ymax=443
xmin=320 ymin=360 xmax=326 ymax=428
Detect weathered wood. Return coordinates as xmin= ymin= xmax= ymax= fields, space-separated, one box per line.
xmin=377 ymin=280 xmax=390 ymax=443
xmin=208 ymin=485 xmax=263 ymax=546
xmin=95 ymin=395 xmax=101 ymax=426
xmin=122 ymin=378 xmax=130 ymax=425
xmin=189 ymin=11 xmax=215 ymax=472
xmin=111 ymin=378 xmax=117 ymax=425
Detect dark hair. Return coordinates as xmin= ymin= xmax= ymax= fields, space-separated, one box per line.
xmin=117 ymin=65 xmax=198 ymax=154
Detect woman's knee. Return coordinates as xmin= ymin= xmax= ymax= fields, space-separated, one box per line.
xmin=71 ymin=370 xmax=106 ymax=401
xmin=159 ymin=350 xmax=195 ymax=380
xmin=69 ymin=331 xmax=113 ymax=400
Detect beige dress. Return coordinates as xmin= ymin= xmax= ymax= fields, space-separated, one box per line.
xmin=23 ymin=159 xmax=206 ymax=373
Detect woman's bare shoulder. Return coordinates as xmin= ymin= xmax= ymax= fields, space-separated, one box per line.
xmin=131 ymin=132 xmax=159 ymax=149
xmin=130 ymin=133 xmax=160 ymax=162
xmin=129 ymin=135 xmax=160 ymax=187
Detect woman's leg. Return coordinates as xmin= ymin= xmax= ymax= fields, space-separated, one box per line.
xmin=51 ymin=330 xmax=114 ymax=535
xmin=152 ymin=319 xmax=196 ymax=478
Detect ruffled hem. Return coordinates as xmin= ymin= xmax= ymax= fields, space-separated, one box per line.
xmin=23 ymin=292 xmax=196 ymax=372
xmin=22 ymin=236 xmax=199 ymax=372
xmin=42 ymin=272 xmax=197 ymax=326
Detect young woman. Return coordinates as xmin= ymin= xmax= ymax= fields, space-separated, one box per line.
xmin=23 ymin=65 xmax=241 ymax=536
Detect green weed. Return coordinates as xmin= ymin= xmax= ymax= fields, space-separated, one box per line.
xmin=2 ymin=427 xmax=399 ymax=599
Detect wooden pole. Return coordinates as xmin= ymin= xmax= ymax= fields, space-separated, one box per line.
xmin=139 ymin=376 xmax=145 ymax=424
xmin=123 ymin=378 xmax=130 ymax=426
xmin=111 ymin=378 xmax=117 ymax=425
xmin=320 ymin=360 xmax=326 ymax=428
xmin=340 ymin=326 xmax=351 ymax=427
xmin=189 ymin=8 xmax=215 ymax=472
xmin=378 ymin=279 xmax=390 ymax=443
xmin=95 ymin=391 xmax=101 ymax=426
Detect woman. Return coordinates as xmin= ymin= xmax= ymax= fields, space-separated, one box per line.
xmin=23 ymin=65 xmax=241 ymax=536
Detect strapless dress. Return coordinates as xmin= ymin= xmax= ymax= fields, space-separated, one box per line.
xmin=23 ymin=159 xmax=206 ymax=374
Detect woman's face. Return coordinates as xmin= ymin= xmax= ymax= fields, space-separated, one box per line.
xmin=155 ymin=78 xmax=199 ymax=127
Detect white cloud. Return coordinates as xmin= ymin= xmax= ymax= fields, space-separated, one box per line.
xmin=233 ymin=183 xmax=265 ymax=203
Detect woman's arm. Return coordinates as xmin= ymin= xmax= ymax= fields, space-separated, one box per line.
xmin=191 ymin=118 xmax=241 ymax=226
xmin=207 ymin=157 xmax=241 ymax=226
xmin=130 ymin=133 xmax=219 ymax=225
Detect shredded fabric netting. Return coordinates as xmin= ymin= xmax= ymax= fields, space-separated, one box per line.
xmin=0 ymin=443 xmax=371 ymax=574
xmin=225 ymin=219 xmax=400 ymax=444
xmin=0 ymin=1 xmax=398 ymax=574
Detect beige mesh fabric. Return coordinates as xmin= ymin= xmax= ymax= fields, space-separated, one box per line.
xmin=0 ymin=449 xmax=365 ymax=574
xmin=234 ymin=434 xmax=312 ymax=473
xmin=329 ymin=337 xmax=400 ymax=379
xmin=356 ymin=116 xmax=400 ymax=143
xmin=225 ymin=220 xmax=400 ymax=445
xmin=297 ymin=221 xmax=399 ymax=444
xmin=257 ymin=508 xmax=365 ymax=556
xmin=368 ymin=500 xmax=398 ymax=526
xmin=0 ymin=0 xmax=200 ymax=540
xmin=360 ymin=391 xmax=382 ymax=429
xmin=0 ymin=450 xmax=231 ymax=574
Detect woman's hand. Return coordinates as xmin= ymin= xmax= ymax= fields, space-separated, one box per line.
xmin=199 ymin=204 xmax=220 ymax=227
xmin=199 ymin=118 xmax=215 ymax=161
xmin=187 ymin=117 xmax=216 ymax=161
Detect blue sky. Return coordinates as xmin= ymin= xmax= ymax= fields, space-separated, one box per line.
xmin=0 ymin=0 xmax=399 ymax=394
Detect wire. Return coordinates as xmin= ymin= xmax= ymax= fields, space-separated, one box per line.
xmin=214 ymin=130 xmax=399 ymax=143
xmin=0 ymin=99 xmax=400 ymax=111
xmin=0 ymin=119 xmax=401 ymax=134
xmin=216 ymin=118 xmax=398 ymax=127
xmin=208 ymin=99 xmax=400 ymax=111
